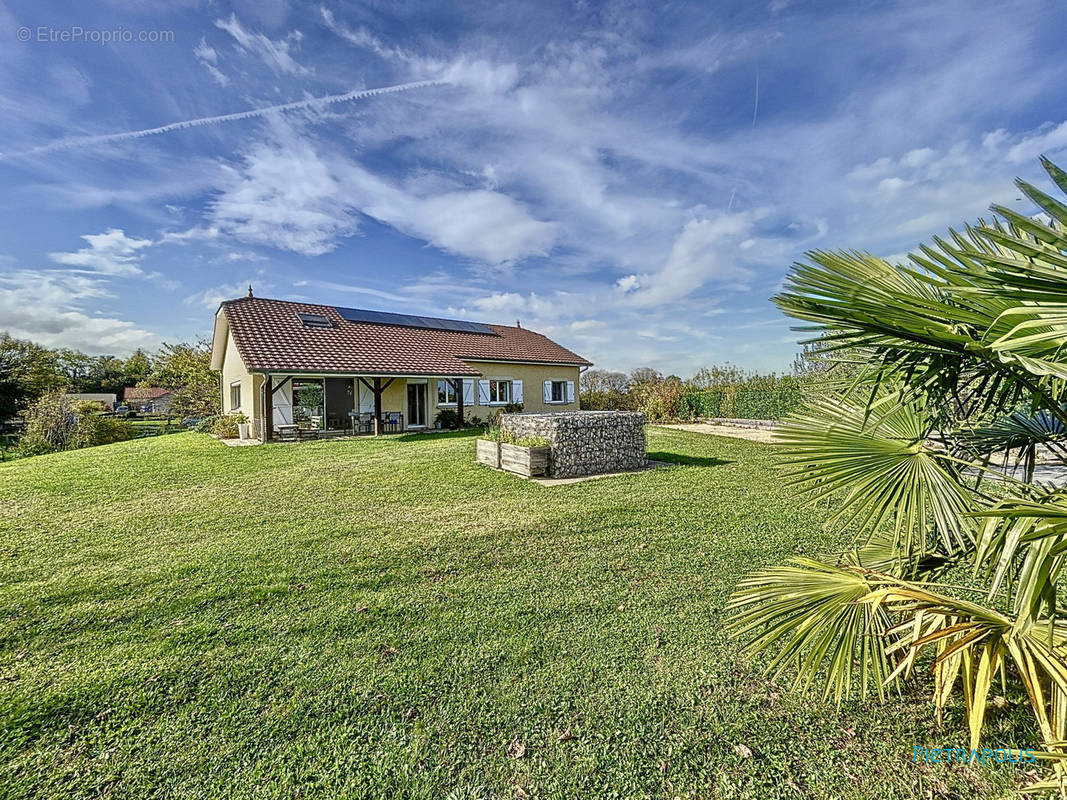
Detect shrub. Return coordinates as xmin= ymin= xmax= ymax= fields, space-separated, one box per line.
xmin=210 ymin=413 xmax=247 ymax=439
xmin=17 ymin=392 xmax=132 ymax=455
xmin=195 ymin=415 xmax=218 ymax=433
xmin=580 ymin=388 xmax=632 ymax=411
xmin=631 ymin=379 xmax=684 ymax=422
xmin=435 ymin=409 xmax=462 ymax=429
xmin=488 ymin=402 xmax=524 ymax=424
xmin=677 ymin=376 xmax=805 ymax=421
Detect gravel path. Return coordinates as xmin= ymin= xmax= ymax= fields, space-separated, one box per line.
xmin=656 ymin=422 xmax=777 ymax=444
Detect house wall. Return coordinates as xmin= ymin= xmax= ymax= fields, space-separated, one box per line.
xmin=428 ymin=361 xmax=581 ymax=424
xmin=220 ymin=330 xmax=255 ymax=419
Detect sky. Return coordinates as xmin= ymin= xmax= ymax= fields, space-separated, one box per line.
xmin=2 ymin=0 xmax=1067 ymax=376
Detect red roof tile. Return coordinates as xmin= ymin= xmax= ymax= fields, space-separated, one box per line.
xmin=124 ymin=387 xmax=172 ymax=400
xmin=220 ymin=297 xmax=592 ymax=375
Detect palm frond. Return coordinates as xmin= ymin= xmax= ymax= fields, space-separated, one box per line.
xmin=775 ymin=390 xmax=977 ymax=556
xmin=727 ymin=557 xmax=897 ymax=704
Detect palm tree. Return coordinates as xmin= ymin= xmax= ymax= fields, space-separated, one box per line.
xmin=729 ymin=157 xmax=1067 ymax=795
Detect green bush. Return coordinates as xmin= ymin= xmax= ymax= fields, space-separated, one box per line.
xmin=195 ymin=416 xmax=218 ymax=433
xmin=17 ymin=392 xmax=132 ymax=456
xmin=210 ymin=413 xmax=247 ymax=439
xmin=434 ymin=409 xmax=462 ymax=429
xmin=631 ymin=380 xmax=684 ymax=422
xmin=678 ymin=378 xmax=805 ymax=421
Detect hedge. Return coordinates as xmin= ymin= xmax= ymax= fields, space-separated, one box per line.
xmin=677 ymin=380 xmax=804 ymax=421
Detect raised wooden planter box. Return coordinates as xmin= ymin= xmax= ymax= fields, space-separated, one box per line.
xmin=500 ymin=442 xmax=550 ymax=477
xmin=476 ymin=438 xmax=501 ymax=469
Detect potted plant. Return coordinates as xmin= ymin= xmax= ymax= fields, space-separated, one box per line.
xmin=235 ymin=413 xmax=251 ymax=439
xmin=499 ymin=435 xmax=551 ymax=477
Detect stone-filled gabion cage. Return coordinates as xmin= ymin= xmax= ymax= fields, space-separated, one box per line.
xmin=500 ymin=411 xmax=647 ymax=478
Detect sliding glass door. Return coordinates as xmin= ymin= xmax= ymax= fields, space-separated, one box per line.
xmin=291 ymin=379 xmax=324 ymax=429
xmin=407 ymin=382 xmax=426 ymax=428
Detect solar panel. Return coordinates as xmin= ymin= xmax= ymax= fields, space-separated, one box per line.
xmin=296 ymin=312 xmax=333 ymax=328
xmin=334 ymin=306 xmax=496 ymax=335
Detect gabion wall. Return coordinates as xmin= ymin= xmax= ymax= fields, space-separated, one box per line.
xmin=500 ymin=411 xmax=647 ymax=478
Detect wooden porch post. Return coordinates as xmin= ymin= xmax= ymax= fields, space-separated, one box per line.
xmin=453 ymin=378 xmax=464 ymax=427
xmin=373 ymin=377 xmax=383 ymax=436
xmin=263 ymin=374 xmax=273 ymax=442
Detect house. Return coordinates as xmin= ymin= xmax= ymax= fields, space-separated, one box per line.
xmin=123 ymin=387 xmax=174 ymax=414
xmin=65 ymin=393 xmax=117 ymax=411
xmin=210 ymin=294 xmax=592 ymax=440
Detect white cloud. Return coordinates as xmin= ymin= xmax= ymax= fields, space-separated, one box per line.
xmin=48 ymin=228 xmax=154 ymax=276
xmin=184 ymin=279 xmax=268 ymax=310
xmin=0 ymin=269 xmax=157 ymax=353
xmin=194 ymin=37 xmax=230 ymax=86
xmin=210 ymin=127 xmax=359 ymax=256
xmin=215 ymin=14 xmax=311 ymax=77
xmin=623 ymin=214 xmax=758 ymax=307
xmin=374 ymin=189 xmax=556 ymax=264
xmin=1006 ymin=121 xmax=1067 ymax=164
xmin=211 ymin=122 xmax=555 ymax=262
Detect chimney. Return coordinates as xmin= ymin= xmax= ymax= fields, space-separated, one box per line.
xmin=247 ymin=284 xmax=254 ymax=298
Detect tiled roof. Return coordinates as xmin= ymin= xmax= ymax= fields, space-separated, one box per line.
xmin=124 ymin=387 xmax=172 ymax=400
xmin=219 ymin=297 xmax=592 ymax=375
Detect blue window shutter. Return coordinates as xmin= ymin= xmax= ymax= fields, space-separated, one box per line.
xmin=478 ymin=380 xmax=490 ymax=404
xmin=463 ymin=380 xmax=474 ymax=405
xmin=566 ymin=381 xmax=575 ymax=403
xmin=513 ymin=380 xmax=523 ymax=403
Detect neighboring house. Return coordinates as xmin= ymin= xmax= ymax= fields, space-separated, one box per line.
xmin=65 ymin=393 xmax=117 ymax=411
xmin=210 ymin=294 xmax=592 ymax=439
xmin=123 ymin=387 xmax=174 ymax=414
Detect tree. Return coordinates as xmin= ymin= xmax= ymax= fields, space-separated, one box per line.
xmin=728 ymin=157 xmax=1067 ymax=792
xmin=688 ymin=364 xmax=747 ymax=389
xmin=122 ymin=349 xmax=154 ymax=388
xmin=0 ymin=333 xmax=63 ymax=419
xmin=580 ymin=369 xmax=630 ymax=394
xmin=148 ymin=339 xmax=220 ymax=418
xmin=628 ymin=367 xmax=662 ymax=386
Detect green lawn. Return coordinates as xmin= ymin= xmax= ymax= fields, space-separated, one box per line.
xmin=0 ymin=428 xmax=1029 ymax=799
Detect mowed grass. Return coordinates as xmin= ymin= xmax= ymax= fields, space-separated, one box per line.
xmin=0 ymin=428 xmax=1028 ymax=799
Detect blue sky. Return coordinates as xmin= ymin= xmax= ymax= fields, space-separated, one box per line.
xmin=2 ymin=0 xmax=1067 ymax=375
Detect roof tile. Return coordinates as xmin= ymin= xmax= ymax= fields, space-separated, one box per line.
xmin=221 ymin=297 xmax=592 ymax=375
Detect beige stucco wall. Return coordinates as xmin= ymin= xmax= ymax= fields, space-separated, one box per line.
xmin=431 ymin=361 xmax=581 ymax=422
xmin=219 ymin=330 xmax=255 ymax=419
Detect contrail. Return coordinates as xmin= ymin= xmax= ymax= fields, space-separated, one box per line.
xmin=1 ymin=79 xmax=446 ymax=160
xmin=751 ymin=68 xmax=759 ymax=130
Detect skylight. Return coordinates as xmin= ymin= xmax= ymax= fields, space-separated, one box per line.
xmin=296 ymin=312 xmax=333 ymax=329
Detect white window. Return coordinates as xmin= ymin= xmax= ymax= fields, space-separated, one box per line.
xmin=229 ymin=381 xmax=241 ymax=410
xmin=489 ymin=380 xmax=511 ymax=404
xmin=544 ymin=380 xmax=575 ymax=404
xmin=437 ymin=380 xmax=457 ymax=406
xmin=478 ymin=379 xmax=513 ymax=405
